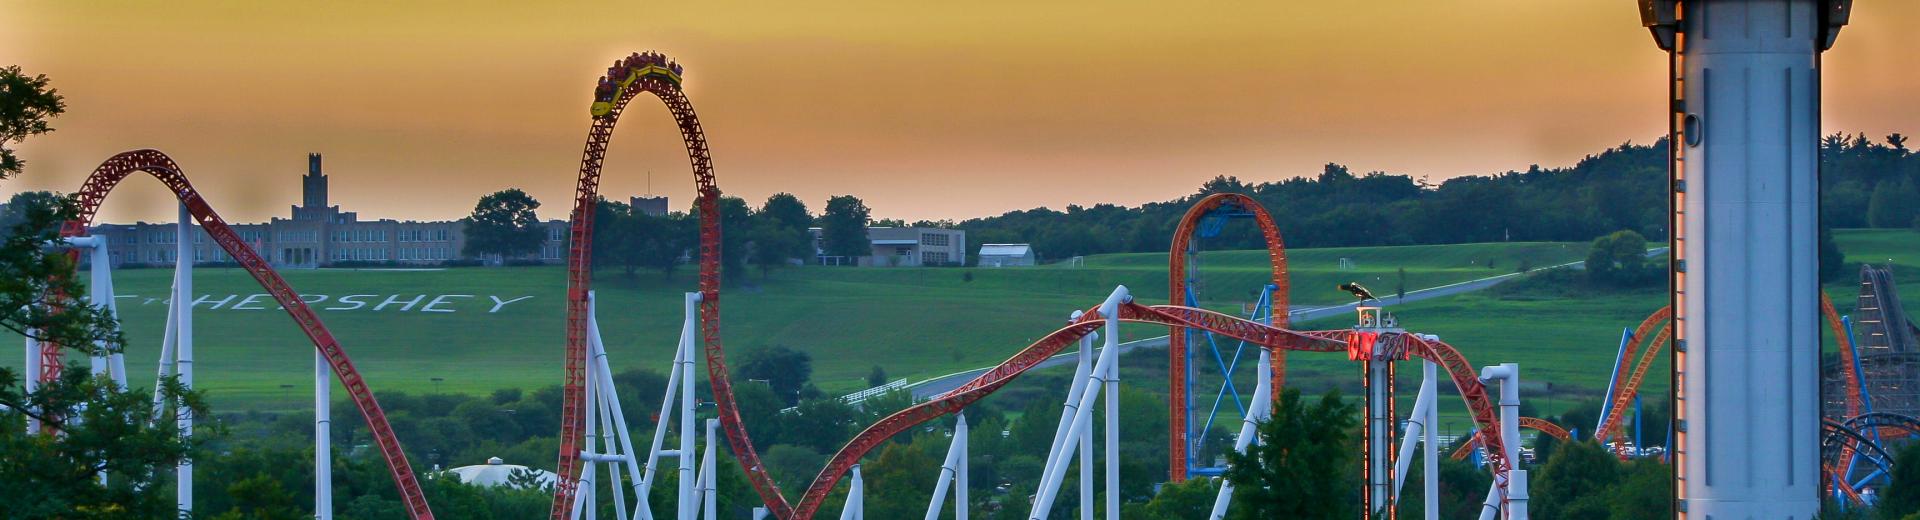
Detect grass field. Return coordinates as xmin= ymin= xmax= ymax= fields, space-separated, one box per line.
xmin=3 ymin=241 xmax=1580 ymax=411
xmin=5 ymin=230 xmax=1912 ymax=418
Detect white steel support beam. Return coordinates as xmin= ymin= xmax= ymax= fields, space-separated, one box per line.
xmin=1038 ymin=310 xmax=1095 ymax=517
xmin=1423 ymin=358 xmax=1439 ymax=520
xmin=1477 ymin=363 xmax=1520 ymax=520
xmin=926 ymin=413 xmax=969 ymax=520
xmin=316 ymin=350 xmax=333 ymax=519
xmin=698 ymin=419 xmax=717 ymax=520
xmin=1392 ymin=359 xmax=1436 ymax=504
xmin=1208 ymin=346 xmax=1273 ymax=519
xmin=677 ymin=293 xmax=697 ymax=520
xmin=1030 ymin=286 xmax=1129 ymax=520
xmin=840 ymin=465 xmax=864 ymax=520
xmin=175 ymin=203 xmax=194 ymax=516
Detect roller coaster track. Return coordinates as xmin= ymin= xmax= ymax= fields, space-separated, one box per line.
xmin=557 ymin=53 xmax=1513 ymax=519
xmin=1596 ymin=307 xmax=1671 ymax=445
xmin=1598 ymin=296 xmax=1857 ymax=447
xmin=60 ymin=150 xmax=433 ymax=519
xmin=549 ymin=58 xmax=734 ymax=517
xmin=1449 ymin=417 xmax=1570 ymax=461
xmin=1823 ymin=293 xmax=1865 ymax=417
xmin=1167 ymin=192 xmax=1287 ymax=482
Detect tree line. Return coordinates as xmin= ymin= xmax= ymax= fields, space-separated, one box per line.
xmin=962 ymin=134 xmax=1920 ymax=261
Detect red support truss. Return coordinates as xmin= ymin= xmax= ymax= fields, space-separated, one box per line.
xmin=62 ymin=150 xmax=433 ymax=519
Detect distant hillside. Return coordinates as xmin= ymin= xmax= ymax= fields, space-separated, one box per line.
xmin=956 ymin=133 xmax=1920 ymax=261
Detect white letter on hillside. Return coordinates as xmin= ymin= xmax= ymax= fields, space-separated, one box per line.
xmin=192 ymin=294 xmax=237 ymax=310
xmin=421 ymin=295 xmax=474 ymax=313
xmin=488 ymin=295 xmax=534 ymax=313
xmin=230 ymin=294 xmax=270 ymax=310
xmin=327 ymin=295 xmax=374 ymax=311
xmin=374 ymin=294 xmax=427 ymax=312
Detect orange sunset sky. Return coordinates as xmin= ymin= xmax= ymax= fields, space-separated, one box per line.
xmin=2 ymin=2 xmax=1916 ymax=224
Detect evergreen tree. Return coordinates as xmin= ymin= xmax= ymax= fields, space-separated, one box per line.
xmin=1222 ymin=388 xmax=1359 ymax=519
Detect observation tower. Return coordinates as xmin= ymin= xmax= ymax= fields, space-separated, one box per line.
xmin=1637 ymin=1 xmax=1851 ymax=517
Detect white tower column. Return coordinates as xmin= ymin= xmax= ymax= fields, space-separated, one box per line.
xmin=1645 ymin=1 xmax=1848 ymax=516
xmin=316 ymin=350 xmax=332 ymax=520
xmin=175 ymin=203 xmax=194 ymax=515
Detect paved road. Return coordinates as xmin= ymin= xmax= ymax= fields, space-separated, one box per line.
xmin=906 ymin=249 xmax=1666 ymax=400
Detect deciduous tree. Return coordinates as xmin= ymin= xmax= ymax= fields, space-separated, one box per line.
xmin=820 ymin=195 xmax=871 ymax=263
xmin=461 ymin=188 xmax=545 ymax=263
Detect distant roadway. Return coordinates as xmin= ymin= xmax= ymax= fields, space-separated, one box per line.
xmin=905 ymin=249 xmax=1665 ymax=400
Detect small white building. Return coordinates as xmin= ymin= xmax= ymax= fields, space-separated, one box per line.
xmin=444 ymin=457 xmax=558 ymax=490
xmin=977 ymin=244 xmax=1036 ymax=267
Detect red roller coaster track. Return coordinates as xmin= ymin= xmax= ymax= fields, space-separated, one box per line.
xmin=548 ymin=61 xmax=739 ymax=518
xmin=1167 ymin=192 xmax=1287 ymax=483
xmin=1596 ymin=307 xmax=1671 ymax=446
xmin=58 ymin=149 xmax=433 ymax=519
xmin=556 ymin=53 xmax=1512 ymax=519
xmin=1451 ymin=417 xmax=1570 ymax=461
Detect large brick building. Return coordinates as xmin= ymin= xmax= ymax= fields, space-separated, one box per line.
xmin=84 ymin=153 xmax=569 ymax=268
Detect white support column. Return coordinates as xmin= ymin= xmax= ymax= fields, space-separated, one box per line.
xmin=316 ymin=350 xmax=333 ymax=520
xmin=698 ymin=419 xmax=717 ymax=520
xmin=578 ymin=343 xmax=600 ymax=520
xmin=151 ymin=283 xmax=178 ymax=421
xmin=1508 ymin=470 xmax=1529 ymax=520
xmin=1079 ymin=322 xmax=1094 ymax=520
xmin=841 ymin=465 xmax=864 ymax=520
xmin=175 ymin=203 xmax=194 ymax=515
xmin=638 ymin=294 xmax=699 ymax=520
xmin=956 ymin=413 xmax=969 ymax=520
xmin=1423 ymin=358 xmax=1439 ymax=520
xmin=1209 ymin=347 xmax=1274 ymax=520
xmin=1476 ymin=363 xmax=1521 ymax=520
xmin=598 ymin=388 xmax=628 ymax=520
xmin=23 ymin=335 xmax=38 ymax=434
xmin=1038 ymin=310 xmax=1095 ymax=519
xmin=1101 ymin=313 xmax=1119 ymax=520
xmin=1031 ymin=286 xmax=1128 ymax=520
xmin=584 ymin=292 xmax=650 ymax=519
xmin=927 ymin=414 xmax=968 ymax=520
xmin=678 ymin=294 xmax=698 ymax=520
xmin=1393 ymin=360 xmax=1436 ymax=501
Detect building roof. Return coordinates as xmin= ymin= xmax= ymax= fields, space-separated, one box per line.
xmin=445 ymin=457 xmax=558 ymax=489
xmin=978 ymin=244 xmax=1032 ymax=257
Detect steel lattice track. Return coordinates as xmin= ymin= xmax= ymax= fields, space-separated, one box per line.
xmin=1451 ymin=417 xmax=1570 ymax=461
xmin=1166 ymin=192 xmax=1288 ymax=483
xmin=57 ymin=150 xmax=434 ymax=519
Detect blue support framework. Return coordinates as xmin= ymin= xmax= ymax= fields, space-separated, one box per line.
xmin=1180 ymin=206 xmax=1274 ymax=477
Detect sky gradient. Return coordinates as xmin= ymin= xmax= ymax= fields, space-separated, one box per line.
xmin=3 ymin=2 xmax=1916 ymax=224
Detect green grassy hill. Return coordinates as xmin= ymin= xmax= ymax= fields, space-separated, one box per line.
xmin=7 ymin=240 xmax=1580 ymax=411
xmin=8 ymin=230 xmax=1912 ymax=418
